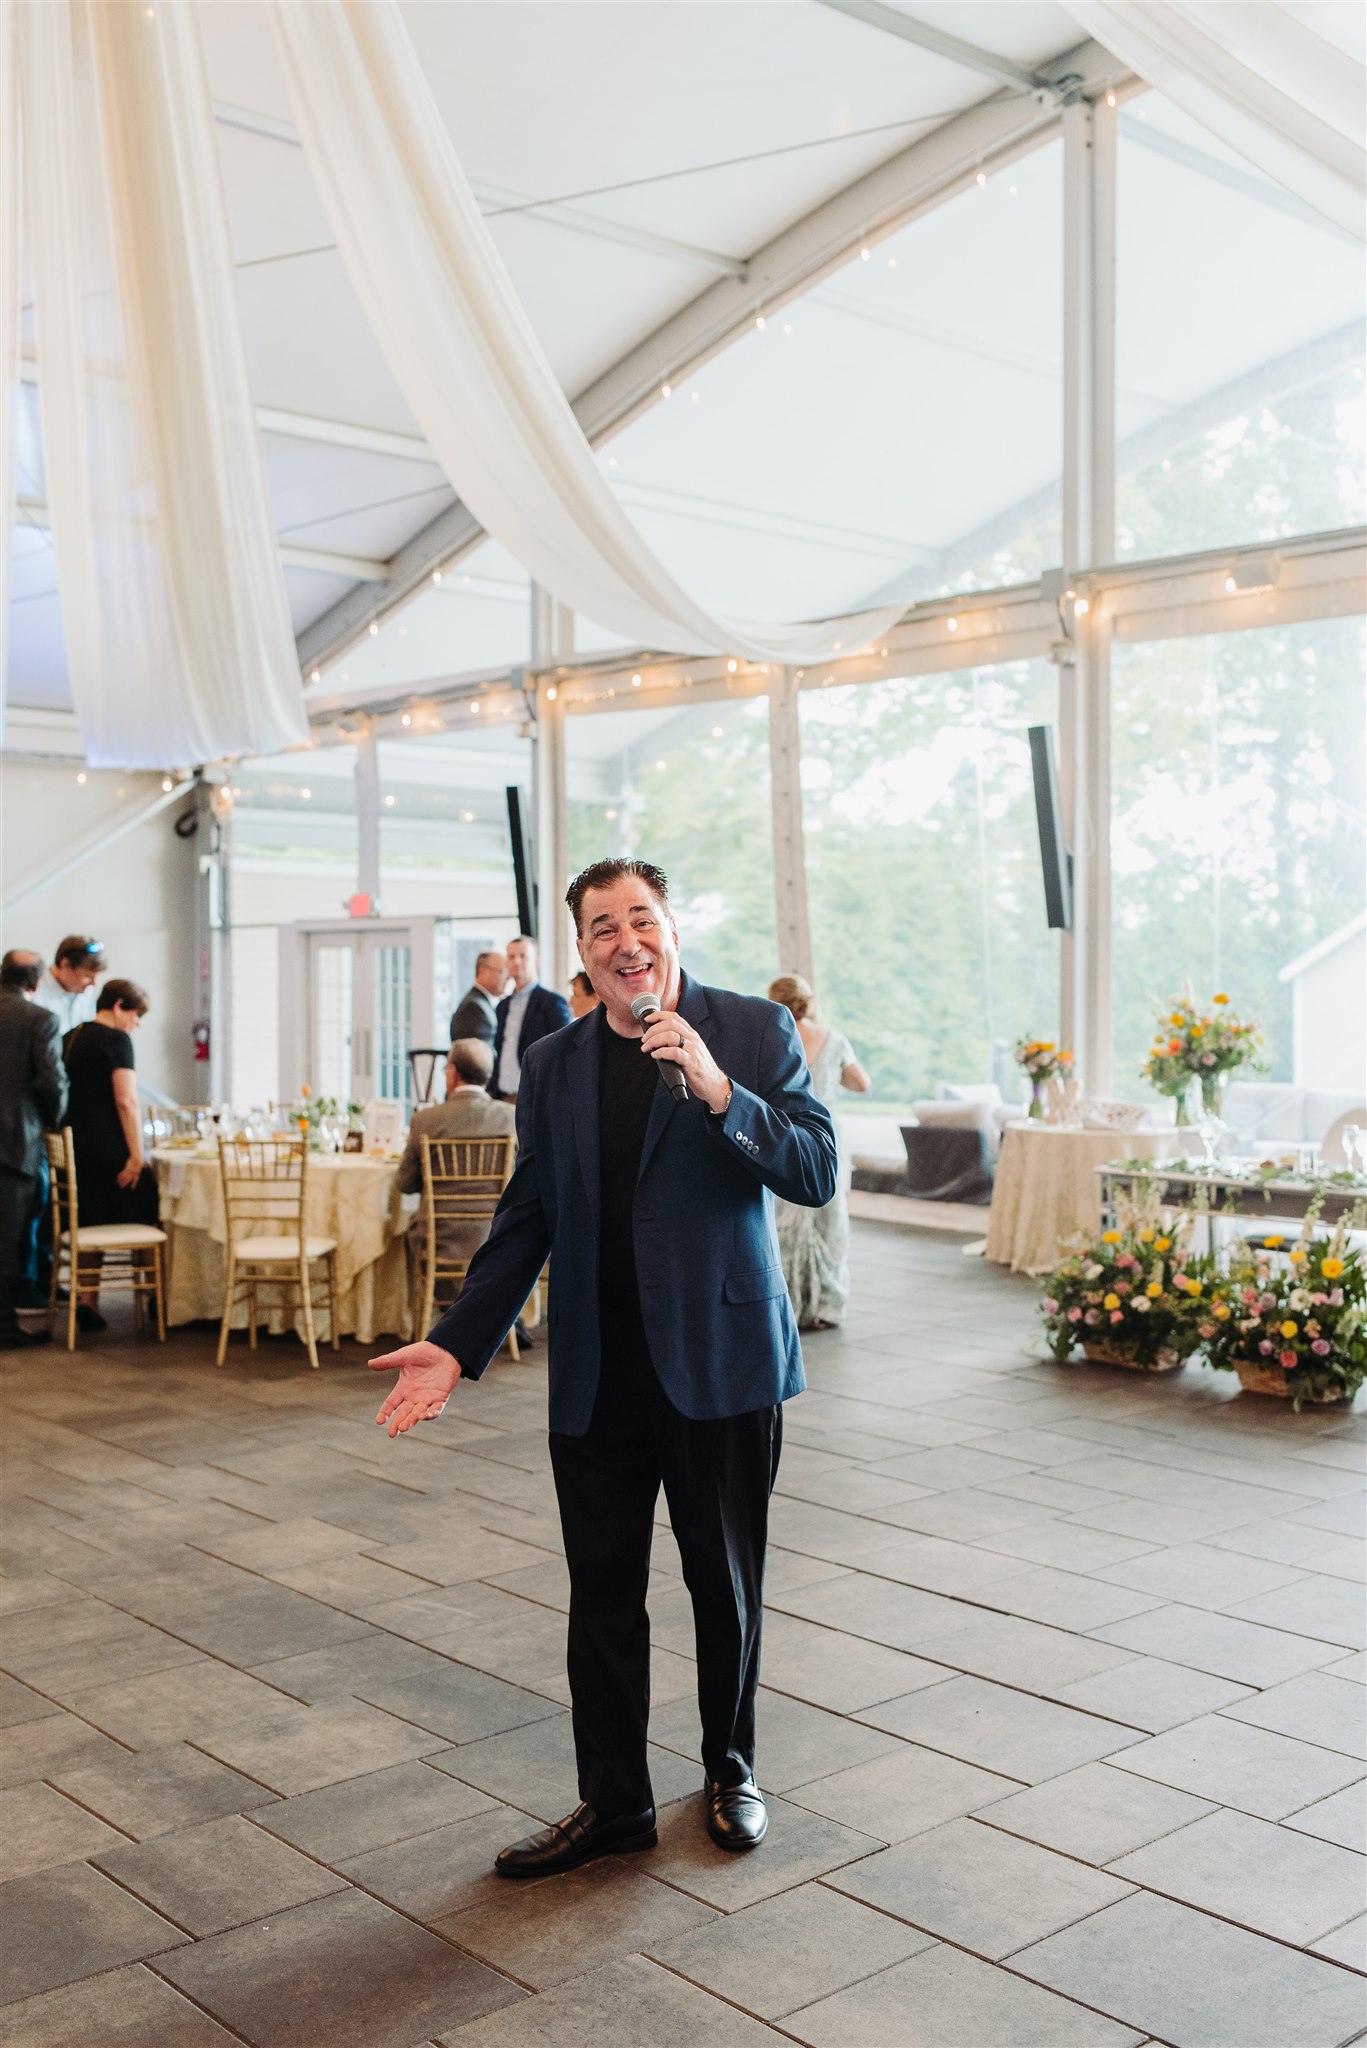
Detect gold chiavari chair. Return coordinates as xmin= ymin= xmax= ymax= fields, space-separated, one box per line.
xmin=45 ymin=1129 xmax=167 ymax=1350
xmin=216 ymin=1137 xmax=339 ymax=1370
xmin=412 ymin=1134 xmax=520 ymax=1355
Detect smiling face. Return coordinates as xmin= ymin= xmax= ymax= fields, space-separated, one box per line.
xmin=577 ymin=875 xmax=680 ymax=1035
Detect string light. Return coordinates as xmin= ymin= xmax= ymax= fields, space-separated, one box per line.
xmin=76 ymin=772 xmax=87 ymax=785
xmin=459 ymin=808 xmax=476 ymax=823
xmin=470 ymin=700 xmax=481 ymax=714
xmin=1106 ymin=92 xmax=1117 ymax=107
xmin=546 ymin=686 xmax=558 ymax=701
xmin=946 ymin=616 xmax=959 ymax=632
xmin=368 ymin=622 xmax=379 ymax=637
xmin=710 ymin=725 xmax=724 ymax=738
xmin=726 ymin=659 xmax=738 ymax=673
xmin=400 ymin=712 xmax=411 ymax=726
xmin=782 ymin=323 xmax=793 ymax=335
xmin=310 ymin=669 xmax=321 ymax=683
xmin=162 ymin=777 xmax=173 ymax=792
xmin=755 ymin=315 xmax=766 ymax=330
xmin=1224 ymin=576 xmax=1238 ymax=593
xmin=605 ymin=807 xmax=619 ymax=821
xmin=299 ymin=787 xmax=312 ymax=800
xmin=859 ymin=246 xmax=871 ymax=261
xmin=384 ymin=793 xmax=395 ymax=807
xmin=432 ymin=570 xmax=442 ymax=583
xmin=1073 ymin=596 xmax=1090 ymax=617
xmin=654 ymin=759 xmax=667 ymax=771
xmin=631 ymin=673 xmax=642 ymax=687
xmin=975 ymin=170 xmax=987 ymax=188
xmin=219 ymin=784 xmax=232 ymax=800
xmin=661 ymin=383 xmax=672 ymax=399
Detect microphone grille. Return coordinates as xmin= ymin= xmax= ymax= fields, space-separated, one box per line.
xmin=629 ymin=993 xmax=659 ymax=1025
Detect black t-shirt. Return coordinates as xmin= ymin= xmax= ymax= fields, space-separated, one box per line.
xmin=597 ymin=1011 xmax=661 ymax=1367
xmin=63 ymin=1021 xmax=135 ymax=1170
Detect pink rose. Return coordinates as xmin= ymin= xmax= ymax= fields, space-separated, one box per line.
xmin=1114 ymin=1281 xmax=1131 ymax=1296
xmin=1330 ymin=1288 xmax=1344 ymax=1305
xmin=1202 ymin=1052 xmax=1215 ymax=1065
xmin=1067 ymin=1307 xmax=1083 ymax=1323
xmin=1242 ymin=1288 xmax=1259 ymax=1306
xmin=1311 ymin=1339 xmax=1331 ymax=1357
xmin=1084 ymin=1309 xmax=1101 ymax=1326
xmin=1258 ymin=1339 xmax=1275 ymax=1355
xmin=1110 ymin=1310 xmax=1124 ymax=1324
xmin=1279 ymin=1349 xmax=1297 ymax=1367
xmin=1042 ymin=1298 xmax=1060 ymax=1315
xmin=1116 ymin=1254 xmax=1137 ymax=1270
xmin=1310 ymin=1292 xmax=1327 ymax=1306
xmin=1258 ymin=1294 xmax=1276 ymax=1312
xmin=1199 ymin=1323 xmax=1215 ymax=1339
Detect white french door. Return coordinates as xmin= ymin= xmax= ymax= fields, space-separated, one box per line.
xmin=281 ymin=919 xmax=433 ymax=1107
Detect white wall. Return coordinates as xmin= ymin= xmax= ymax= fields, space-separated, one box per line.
xmin=1292 ymin=929 xmax=1367 ymax=1096
xmin=0 ymin=756 xmax=200 ymax=1103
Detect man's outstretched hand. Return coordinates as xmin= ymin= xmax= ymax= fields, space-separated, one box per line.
xmin=370 ymin=1340 xmax=461 ymax=1436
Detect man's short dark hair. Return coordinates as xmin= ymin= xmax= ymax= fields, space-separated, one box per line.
xmin=55 ymin=935 xmax=105 ymax=969
xmin=99 ymin=977 xmax=149 ymax=1018
xmin=449 ymin=1037 xmax=495 ymax=1086
xmin=566 ymin=858 xmax=671 ymax=935
xmin=0 ymin=950 xmax=43 ymax=992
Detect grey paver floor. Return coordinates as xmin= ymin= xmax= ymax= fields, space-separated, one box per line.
xmin=3 ymin=1222 xmax=1363 ymax=2046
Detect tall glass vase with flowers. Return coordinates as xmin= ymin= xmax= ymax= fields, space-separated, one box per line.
xmin=1014 ymin=1037 xmax=1074 ymax=1120
xmin=1144 ymin=988 xmax=1260 ymax=1139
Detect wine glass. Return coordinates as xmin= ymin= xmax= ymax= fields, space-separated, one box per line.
xmin=1342 ymin=1123 xmax=1364 ymax=1174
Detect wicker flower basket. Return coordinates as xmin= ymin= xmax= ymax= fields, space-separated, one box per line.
xmin=1233 ymin=1359 xmax=1347 ymax=1403
xmin=1082 ymin=1340 xmax=1184 ymax=1374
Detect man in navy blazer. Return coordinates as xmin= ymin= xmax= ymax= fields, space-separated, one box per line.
xmin=373 ymin=857 xmax=836 ymax=1877
xmin=489 ymin=934 xmax=572 ymax=1101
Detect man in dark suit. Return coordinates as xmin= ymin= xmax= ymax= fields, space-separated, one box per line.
xmin=371 ymin=858 xmax=836 ymax=1876
xmin=448 ymin=950 xmax=507 ymax=1049
xmin=489 ymin=934 xmax=571 ymax=1101
xmin=0 ymin=951 xmax=68 ymax=1349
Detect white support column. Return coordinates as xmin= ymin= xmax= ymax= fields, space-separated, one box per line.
xmin=529 ymin=586 xmax=574 ymax=990
xmin=1059 ymin=93 xmax=1116 ymax=1093
xmin=768 ymin=669 xmax=814 ymax=984
xmin=354 ymin=725 xmax=380 ymax=902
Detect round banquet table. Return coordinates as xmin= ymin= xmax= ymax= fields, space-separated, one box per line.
xmin=152 ymin=1147 xmax=413 ymax=1344
xmin=984 ymin=1123 xmax=1196 ymax=1274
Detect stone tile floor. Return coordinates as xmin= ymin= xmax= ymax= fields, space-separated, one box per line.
xmin=1 ymin=1222 xmax=1363 ymax=2047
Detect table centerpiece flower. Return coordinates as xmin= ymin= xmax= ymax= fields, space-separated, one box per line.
xmin=1014 ymin=1036 xmax=1074 ymax=1119
xmin=1039 ymin=1195 xmax=1206 ymax=1373
xmin=1199 ymin=1212 xmax=1367 ymax=1407
xmin=1144 ymin=987 xmax=1260 ymax=1124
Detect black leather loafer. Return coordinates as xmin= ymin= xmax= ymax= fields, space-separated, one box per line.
xmin=494 ymin=1801 xmax=656 ymax=1878
xmin=705 ymin=1777 xmax=768 ymax=1851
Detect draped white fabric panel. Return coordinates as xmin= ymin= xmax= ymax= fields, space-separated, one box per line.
xmin=0 ymin=4 xmax=20 ymax=747
xmin=269 ymin=0 xmax=904 ymax=667
xmin=1064 ymin=1 xmax=1366 ymax=239
xmin=15 ymin=1 xmax=306 ymax=769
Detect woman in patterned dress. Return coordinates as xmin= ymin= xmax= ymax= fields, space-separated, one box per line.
xmin=767 ymin=975 xmax=871 ymax=1330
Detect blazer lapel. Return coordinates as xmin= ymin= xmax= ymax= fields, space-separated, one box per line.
xmin=637 ymin=973 xmax=712 ymax=1183
xmin=568 ymin=1012 xmax=601 ymax=1224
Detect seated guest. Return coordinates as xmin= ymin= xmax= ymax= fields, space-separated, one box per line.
xmin=396 ymin=1037 xmax=516 ymax=1282
xmin=449 ymin=950 xmax=508 ymax=1047
xmin=490 ymin=935 xmax=572 ymax=1100
xmin=767 ymin=973 xmax=871 ymax=1332
xmin=62 ymin=978 xmax=158 ymax=1332
xmin=568 ymin=969 xmax=599 ymax=1019
xmin=33 ymin=935 xmax=104 ymax=1034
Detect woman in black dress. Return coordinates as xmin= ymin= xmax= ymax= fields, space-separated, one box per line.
xmin=63 ymin=978 xmax=158 ymax=1331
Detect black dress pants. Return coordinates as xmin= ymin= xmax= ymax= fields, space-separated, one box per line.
xmin=0 ymin=1165 xmax=36 ymax=1337
xmin=549 ymin=1355 xmax=781 ymax=1818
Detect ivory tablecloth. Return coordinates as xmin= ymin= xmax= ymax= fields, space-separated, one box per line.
xmin=152 ymin=1149 xmax=413 ymax=1343
xmin=984 ymin=1124 xmax=1195 ymax=1274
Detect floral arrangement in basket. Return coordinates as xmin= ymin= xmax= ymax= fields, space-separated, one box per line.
xmin=1040 ymin=1193 xmax=1207 ymax=1372
xmin=1014 ymin=1036 xmax=1074 ymax=1119
xmin=1198 ymin=1208 xmax=1367 ymax=1408
xmin=1143 ymin=987 xmax=1260 ymax=1116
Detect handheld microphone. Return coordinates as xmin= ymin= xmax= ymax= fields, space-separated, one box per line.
xmin=630 ymin=992 xmax=690 ymax=1103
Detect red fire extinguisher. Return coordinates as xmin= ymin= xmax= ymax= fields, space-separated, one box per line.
xmin=192 ymin=1020 xmax=210 ymax=1062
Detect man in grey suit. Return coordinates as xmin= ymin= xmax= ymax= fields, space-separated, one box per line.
xmin=0 ymin=951 xmax=69 ymax=1349
xmin=448 ymin=951 xmax=508 ymax=1049
xmin=395 ymin=1038 xmax=517 ymax=1279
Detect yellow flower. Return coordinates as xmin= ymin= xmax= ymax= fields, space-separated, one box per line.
xmin=1321 ymin=1257 xmax=1345 ymax=1279
xmin=1103 ymin=1293 xmax=1120 ymax=1311
xmin=1146 ymin=1282 xmax=1162 ymax=1299
xmin=1155 ymin=1237 xmax=1171 ymax=1253
xmin=1169 ymin=1013 xmax=1185 ymax=1026
xmin=1138 ymin=1227 xmax=1155 ymax=1243
xmin=1289 ymin=1247 xmax=1307 ymax=1265
xmin=1101 ymin=1231 xmax=1120 ymax=1245
xmin=1213 ymin=993 xmax=1229 ymax=1004
xmin=1214 ymin=1305 xmax=1231 ymax=1320
xmin=1263 ymin=1236 xmax=1284 ymax=1250
xmin=1279 ymin=1320 xmax=1298 ymax=1338
xmin=1185 ymin=1278 xmax=1202 ymax=1296
xmin=1190 ymin=1024 xmax=1203 ymax=1037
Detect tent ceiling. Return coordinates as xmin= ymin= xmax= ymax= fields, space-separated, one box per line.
xmin=5 ymin=1 xmax=1361 ymax=724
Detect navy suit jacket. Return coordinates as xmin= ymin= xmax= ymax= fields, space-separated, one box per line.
xmin=489 ymin=981 xmax=573 ymax=1100
xmin=429 ymin=974 xmax=837 ymax=1434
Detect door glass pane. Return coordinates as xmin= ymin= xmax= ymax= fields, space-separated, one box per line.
xmin=373 ymin=943 xmax=413 ymax=1107
xmin=566 ymin=697 xmax=776 ymax=995
xmin=799 ymin=661 xmax=1058 ymax=1134
xmin=1111 ymin=616 xmax=1367 ymax=1099
xmin=312 ymin=945 xmax=354 ymax=1103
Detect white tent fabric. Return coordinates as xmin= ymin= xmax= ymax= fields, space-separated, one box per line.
xmin=12 ymin=0 xmax=306 ymax=770
xmin=1064 ymin=1 xmax=1366 ymax=239
xmin=0 ymin=4 xmax=20 ymax=749
xmin=269 ymin=0 xmax=904 ymax=667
